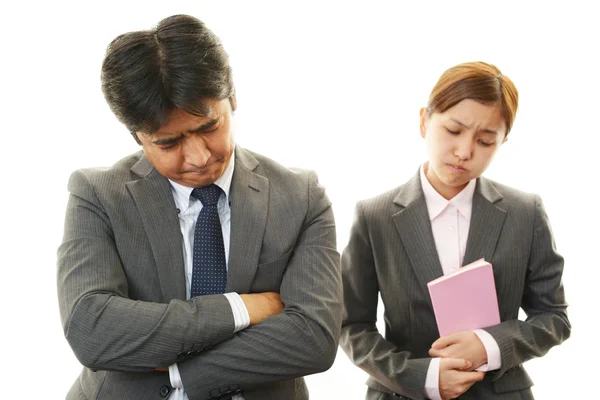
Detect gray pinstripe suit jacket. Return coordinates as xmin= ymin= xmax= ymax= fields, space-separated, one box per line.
xmin=339 ymin=171 xmax=570 ymax=400
xmin=57 ymin=146 xmax=342 ymax=400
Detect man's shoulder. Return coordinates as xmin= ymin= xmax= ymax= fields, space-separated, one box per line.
xmin=237 ymin=147 xmax=316 ymax=185
xmin=66 ymin=151 xmax=145 ymax=194
xmin=70 ymin=151 xmax=143 ymax=179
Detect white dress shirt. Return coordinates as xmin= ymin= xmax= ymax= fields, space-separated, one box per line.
xmin=420 ymin=164 xmax=501 ymax=400
xmin=167 ymin=152 xmax=248 ymax=400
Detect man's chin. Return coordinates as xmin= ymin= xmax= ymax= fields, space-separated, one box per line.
xmin=175 ymin=175 xmax=218 ymax=188
xmin=170 ymin=163 xmax=227 ymax=187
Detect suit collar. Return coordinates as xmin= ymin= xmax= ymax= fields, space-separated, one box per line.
xmin=392 ymin=170 xmax=507 ymax=295
xmin=393 ymin=167 xmax=503 ymax=207
xmin=226 ymin=146 xmax=269 ymax=293
xmin=392 ymin=168 xmax=423 ymax=208
xmin=392 ymin=170 xmax=444 ymax=291
xmin=235 ymin=144 xmax=260 ymax=171
xmin=462 ymin=177 xmax=506 ymax=265
xmin=419 ymin=164 xmax=477 ymax=221
xmin=130 ymin=150 xmax=154 ymax=178
xmin=475 ymin=175 xmax=503 ymax=204
xmin=127 ymin=147 xmax=269 ymax=298
xmin=168 ymin=151 xmax=236 ymax=211
xmin=127 ymin=152 xmax=187 ymax=301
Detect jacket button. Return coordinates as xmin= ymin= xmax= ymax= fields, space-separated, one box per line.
xmin=160 ymin=385 xmax=171 ymax=398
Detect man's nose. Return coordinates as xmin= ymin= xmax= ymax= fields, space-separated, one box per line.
xmin=183 ymin=136 xmax=211 ymax=167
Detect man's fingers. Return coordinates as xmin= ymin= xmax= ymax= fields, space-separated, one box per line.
xmin=442 ymin=357 xmax=472 ymax=371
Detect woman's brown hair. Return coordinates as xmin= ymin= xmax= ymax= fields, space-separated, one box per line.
xmin=426 ymin=62 xmax=519 ymax=135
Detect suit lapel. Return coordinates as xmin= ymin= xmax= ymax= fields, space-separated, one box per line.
xmin=392 ymin=171 xmax=445 ymax=290
xmin=126 ymin=154 xmax=186 ymax=301
xmin=462 ymin=177 xmax=507 ymax=265
xmin=226 ymin=147 xmax=269 ymax=294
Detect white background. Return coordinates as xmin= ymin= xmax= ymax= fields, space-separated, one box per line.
xmin=1 ymin=1 xmax=597 ymax=398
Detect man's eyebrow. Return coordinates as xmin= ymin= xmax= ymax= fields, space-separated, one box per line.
xmin=150 ymin=117 xmax=221 ymax=145
xmin=188 ymin=117 xmax=220 ymax=133
xmin=152 ymin=134 xmax=183 ymax=146
xmin=450 ymin=118 xmax=497 ymax=135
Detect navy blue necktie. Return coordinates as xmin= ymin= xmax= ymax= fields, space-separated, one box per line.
xmin=190 ymin=184 xmax=227 ymax=297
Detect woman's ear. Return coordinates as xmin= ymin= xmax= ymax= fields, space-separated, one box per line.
xmin=419 ymin=107 xmax=428 ymax=138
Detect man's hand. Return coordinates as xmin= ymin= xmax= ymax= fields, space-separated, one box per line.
xmin=153 ymin=293 xmax=284 ymax=371
xmin=438 ymin=358 xmax=485 ymax=400
xmin=429 ymin=331 xmax=487 ymax=369
xmin=240 ymin=292 xmax=284 ymax=326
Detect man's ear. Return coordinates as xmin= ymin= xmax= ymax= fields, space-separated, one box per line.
xmin=419 ymin=107 xmax=428 ymax=138
xmin=134 ymin=131 xmax=143 ymax=145
xmin=134 ymin=131 xmax=148 ymax=151
xmin=229 ymin=85 xmax=237 ymax=112
xmin=131 ymin=131 xmax=143 ymax=146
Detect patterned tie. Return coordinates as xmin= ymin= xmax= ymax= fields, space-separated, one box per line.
xmin=190 ymin=184 xmax=227 ymax=297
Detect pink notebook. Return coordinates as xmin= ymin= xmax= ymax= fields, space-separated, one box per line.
xmin=427 ymin=258 xmax=500 ymax=337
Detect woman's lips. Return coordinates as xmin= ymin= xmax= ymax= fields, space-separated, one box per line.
xmin=447 ymin=164 xmax=467 ymax=173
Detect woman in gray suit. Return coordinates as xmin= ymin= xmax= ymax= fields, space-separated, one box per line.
xmin=339 ymin=61 xmax=570 ymax=400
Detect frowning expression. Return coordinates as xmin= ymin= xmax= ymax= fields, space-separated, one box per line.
xmin=136 ymin=98 xmax=235 ymax=188
xmin=420 ymin=99 xmax=507 ymax=199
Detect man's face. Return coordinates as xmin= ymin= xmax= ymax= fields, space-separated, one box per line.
xmin=420 ymin=99 xmax=507 ymax=199
xmin=136 ymin=98 xmax=235 ymax=188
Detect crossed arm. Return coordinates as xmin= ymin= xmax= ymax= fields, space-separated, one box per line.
xmin=57 ymin=170 xmax=342 ymax=396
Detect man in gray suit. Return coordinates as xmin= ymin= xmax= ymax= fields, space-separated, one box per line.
xmin=57 ymin=14 xmax=341 ymax=400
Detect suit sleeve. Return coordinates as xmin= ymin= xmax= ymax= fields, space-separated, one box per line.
xmin=57 ymin=170 xmax=236 ymax=372
xmin=177 ymin=171 xmax=342 ymax=399
xmin=339 ymin=202 xmax=431 ymax=400
xmin=484 ymin=194 xmax=571 ymax=379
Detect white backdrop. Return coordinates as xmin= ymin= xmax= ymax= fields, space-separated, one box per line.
xmin=1 ymin=1 xmax=597 ymax=398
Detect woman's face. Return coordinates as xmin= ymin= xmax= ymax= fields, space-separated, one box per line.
xmin=420 ymin=99 xmax=508 ymax=199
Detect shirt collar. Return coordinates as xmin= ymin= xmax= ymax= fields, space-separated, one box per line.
xmin=420 ymin=162 xmax=476 ymax=221
xmin=169 ymin=150 xmax=236 ymax=212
